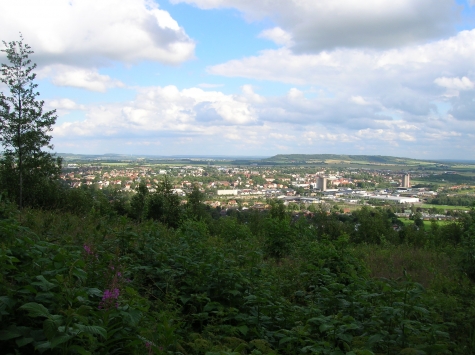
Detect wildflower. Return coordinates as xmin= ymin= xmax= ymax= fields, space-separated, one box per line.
xmin=83 ymin=244 xmax=92 ymax=254
xmin=99 ymin=288 xmax=120 ymax=310
xmin=145 ymin=342 xmax=153 ymax=355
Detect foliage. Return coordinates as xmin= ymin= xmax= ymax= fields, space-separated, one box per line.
xmin=429 ymin=194 xmax=475 ymax=207
xmin=1 ymin=194 xmax=475 ymax=354
xmin=458 ymin=210 xmax=475 ymax=281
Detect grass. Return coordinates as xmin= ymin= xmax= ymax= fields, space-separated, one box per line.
xmin=398 ymin=218 xmax=452 ymax=230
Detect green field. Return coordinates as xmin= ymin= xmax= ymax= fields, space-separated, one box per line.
xmin=399 ymin=217 xmax=453 ymax=230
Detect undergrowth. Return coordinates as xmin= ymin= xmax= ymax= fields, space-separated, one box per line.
xmin=1 ymin=200 xmax=475 ymax=354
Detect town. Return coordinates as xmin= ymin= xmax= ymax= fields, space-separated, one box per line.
xmin=59 ymin=155 xmax=475 ymax=221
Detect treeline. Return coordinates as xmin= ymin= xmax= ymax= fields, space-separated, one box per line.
xmin=428 ymin=193 xmax=475 ymax=207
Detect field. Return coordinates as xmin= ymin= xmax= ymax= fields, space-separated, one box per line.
xmin=398 ymin=217 xmax=453 ymax=230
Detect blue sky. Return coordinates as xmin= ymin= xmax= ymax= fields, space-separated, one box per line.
xmin=1 ymin=0 xmax=475 ymax=159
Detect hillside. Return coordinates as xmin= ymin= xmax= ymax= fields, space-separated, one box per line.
xmin=261 ymin=154 xmax=428 ymax=166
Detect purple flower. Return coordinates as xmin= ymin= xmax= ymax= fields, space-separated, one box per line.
xmin=83 ymin=244 xmax=92 ymax=254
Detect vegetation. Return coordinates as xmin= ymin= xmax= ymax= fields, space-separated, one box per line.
xmin=0 ymin=185 xmax=475 ymax=354
xmin=428 ymin=194 xmax=475 ymax=207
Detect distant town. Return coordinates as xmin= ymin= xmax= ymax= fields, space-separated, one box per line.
xmin=60 ymin=154 xmax=475 ymax=221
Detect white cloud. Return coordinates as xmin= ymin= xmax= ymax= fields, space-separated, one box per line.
xmin=208 ymin=29 xmax=475 ymax=123
xmin=198 ymin=83 xmax=225 ymax=88
xmin=53 ymin=85 xmax=258 ymax=139
xmin=0 ymin=0 xmax=195 ymax=67
xmin=47 ymin=98 xmax=85 ymax=111
xmin=258 ymin=27 xmax=293 ymax=47
xmin=269 ymin=133 xmax=295 ymax=141
xmin=209 ymin=30 xmax=475 ymax=88
xmin=40 ymin=65 xmax=125 ymax=92
xmin=351 ymin=96 xmax=371 ymax=105
xmin=434 ymin=76 xmax=474 ymax=93
xmin=240 ymin=85 xmax=265 ymax=103
xmin=49 ymin=83 xmax=475 ymax=158
xmin=287 ymin=88 xmax=305 ymax=100
xmin=172 ymin=0 xmax=457 ymax=51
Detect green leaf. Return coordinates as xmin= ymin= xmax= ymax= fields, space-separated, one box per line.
xmin=413 ymin=306 xmax=429 ymax=315
xmin=32 ymin=275 xmax=56 ymax=291
xmin=353 ymin=351 xmax=374 ymax=355
xmin=36 ymin=341 xmax=52 ymax=350
xmin=338 ymin=333 xmax=353 ymax=343
xmin=16 ymin=337 xmax=34 ymax=347
xmin=86 ymin=288 xmax=102 ymax=297
xmin=319 ymin=323 xmax=333 ymax=333
xmin=19 ymin=302 xmax=51 ymax=318
xmin=72 ymin=268 xmax=87 ymax=282
xmin=237 ymin=325 xmax=248 ymax=336
xmin=76 ymin=325 xmax=106 ymax=338
xmin=68 ymin=345 xmax=92 ymax=355
xmin=367 ymin=333 xmax=383 ymax=345
xmin=179 ymin=296 xmax=191 ymax=305
xmin=279 ymin=337 xmax=294 ymax=345
xmin=124 ymin=309 xmax=142 ymax=327
xmin=50 ymin=334 xmax=72 ymax=348
xmin=0 ymin=329 xmax=22 ymax=341
xmin=0 ymin=296 xmax=16 ymax=308
xmin=43 ymin=318 xmax=58 ymax=339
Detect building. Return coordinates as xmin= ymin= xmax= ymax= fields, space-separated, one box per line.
xmin=402 ymin=174 xmax=410 ymax=188
xmin=217 ymin=190 xmax=240 ymax=196
xmin=369 ymin=195 xmax=419 ymax=203
xmin=316 ymin=177 xmax=328 ymax=191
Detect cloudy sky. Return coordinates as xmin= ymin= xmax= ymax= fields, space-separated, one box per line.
xmin=1 ymin=0 xmax=475 ymax=159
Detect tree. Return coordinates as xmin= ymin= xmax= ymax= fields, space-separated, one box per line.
xmin=0 ymin=35 xmax=61 ymax=209
xmin=186 ymin=184 xmax=207 ymax=220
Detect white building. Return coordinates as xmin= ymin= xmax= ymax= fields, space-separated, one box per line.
xmin=217 ymin=190 xmax=240 ymax=196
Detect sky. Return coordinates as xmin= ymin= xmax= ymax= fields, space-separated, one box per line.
xmin=1 ymin=0 xmax=475 ymax=160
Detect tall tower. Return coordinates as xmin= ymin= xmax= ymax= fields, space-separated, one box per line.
xmin=317 ymin=177 xmax=327 ymax=191
xmin=402 ymin=174 xmax=410 ymax=188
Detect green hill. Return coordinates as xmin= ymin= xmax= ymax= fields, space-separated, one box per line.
xmin=260 ymin=154 xmax=431 ymax=166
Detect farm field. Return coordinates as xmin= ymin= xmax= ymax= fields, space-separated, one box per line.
xmin=398 ymin=217 xmax=453 ymax=230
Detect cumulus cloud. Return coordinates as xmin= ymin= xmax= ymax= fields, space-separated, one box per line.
xmin=50 ymin=82 xmax=474 ymax=158
xmin=434 ymin=76 xmax=474 ymax=96
xmin=39 ymin=65 xmax=125 ymax=92
xmin=53 ymin=85 xmax=258 ymax=140
xmin=258 ymin=27 xmax=293 ymax=47
xmin=198 ymin=83 xmax=224 ymax=88
xmin=435 ymin=76 xmax=474 ymax=90
xmin=47 ymin=98 xmax=86 ymax=111
xmin=208 ymin=29 xmax=475 ymax=123
xmin=351 ymin=96 xmax=371 ymax=106
xmin=172 ymin=0 xmax=458 ymax=51
xmin=0 ymin=0 xmax=195 ymax=67
xmin=210 ymin=30 xmax=475 ymax=88
xmin=45 ymin=98 xmax=86 ymax=116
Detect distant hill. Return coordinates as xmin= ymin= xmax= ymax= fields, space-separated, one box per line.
xmin=260 ymin=154 xmax=429 ymax=166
